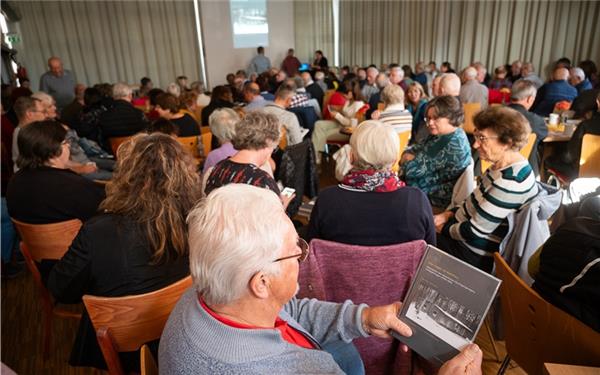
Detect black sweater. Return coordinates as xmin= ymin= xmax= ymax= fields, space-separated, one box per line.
xmin=6 ymin=166 xmax=105 ymax=224
xmin=306 ymin=185 xmax=436 ymax=246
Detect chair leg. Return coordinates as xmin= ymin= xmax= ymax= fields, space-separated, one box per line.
xmin=484 ymin=317 xmax=501 ymax=362
xmin=497 ymin=355 xmax=511 ymax=375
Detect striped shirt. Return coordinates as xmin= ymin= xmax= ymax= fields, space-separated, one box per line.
xmin=379 ymin=103 xmax=413 ymax=133
xmin=444 ymin=160 xmax=538 ymax=256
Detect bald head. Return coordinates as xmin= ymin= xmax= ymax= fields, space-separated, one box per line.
xmin=553 ymin=67 xmax=569 ymax=81
xmin=48 ymin=56 xmax=64 ymax=77
xmin=440 ymin=73 xmax=461 ymax=96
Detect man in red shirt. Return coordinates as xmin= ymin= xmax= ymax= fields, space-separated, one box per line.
xmin=281 ymin=48 xmax=301 ymax=77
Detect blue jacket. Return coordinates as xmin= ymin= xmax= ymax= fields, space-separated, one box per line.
xmin=532 ymin=80 xmax=578 ymax=117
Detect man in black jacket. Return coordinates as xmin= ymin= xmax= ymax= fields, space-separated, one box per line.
xmin=508 ymin=80 xmax=548 ymax=176
xmin=99 ymin=82 xmax=148 ymax=151
xmin=301 ymin=72 xmax=324 ymax=109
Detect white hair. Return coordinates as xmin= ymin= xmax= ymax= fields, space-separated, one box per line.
xmin=464 ymin=67 xmax=478 ymax=80
xmin=31 ymin=91 xmax=54 ymax=105
xmin=187 ymin=184 xmax=288 ymax=305
xmin=166 ymin=82 xmax=181 ymax=97
xmin=571 ymin=67 xmax=585 ymax=80
xmin=381 ymin=84 xmax=405 ymax=106
xmin=440 ymin=73 xmax=461 ymax=96
xmin=350 ymin=120 xmax=400 ymax=170
xmin=315 ymin=71 xmax=325 ymax=80
xmin=112 ymin=83 xmax=132 ymax=100
xmin=209 ymin=108 xmax=239 ymax=143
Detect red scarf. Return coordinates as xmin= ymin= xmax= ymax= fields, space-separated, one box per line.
xmin=340 ymin=168 xmax=405 ymax=192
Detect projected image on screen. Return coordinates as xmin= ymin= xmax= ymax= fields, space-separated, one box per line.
xmin=230 ymin=0 xmax=269 ymax=49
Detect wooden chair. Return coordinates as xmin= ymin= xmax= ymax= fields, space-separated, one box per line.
xmin=200 ymin=131 xmax=212 ymax=156
xmin=108 ymin=136 xmax=132 ymax=157
xmin=392 ymin=131 xmax=411 ymax=173
xmin=83 ymin=276 xmax=192 ymax=375
xmin=177 ymin=136 xmax=202 ymax=165
xmin=462 ymin=102 xmax=481 ymax=135
xmin=493 ymin=253 xmax=600 ymax=375
xmin=140 ymin=344 xmax=158 ymax=375
xmin=11 ymin=218 xmax=83 ymax=358
xmin=579 ymin=134 xmax=600 ymax=178
xmin=481 ymin=133 xmax=536 ymax=173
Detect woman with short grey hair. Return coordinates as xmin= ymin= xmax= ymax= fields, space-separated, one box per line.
xmin=202 ymin=108 xmax=240 ymax=174
xmin=307 ymin=120 xmax=435 ymax=246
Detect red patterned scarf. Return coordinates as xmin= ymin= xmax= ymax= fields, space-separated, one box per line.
xmin=340 ymin=169 xmax=405 ymax=192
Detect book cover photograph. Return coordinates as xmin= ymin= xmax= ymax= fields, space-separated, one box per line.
xmin=393 ymin=245 xmax=501 ymax=365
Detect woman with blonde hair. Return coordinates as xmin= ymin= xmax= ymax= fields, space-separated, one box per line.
xmin=405 ymin=82 xmax=429 ymax=142
xmin=307 ymin=120 xmax=435 ymax=246
xmin=48 ymin=133 xmax=201 ymax=371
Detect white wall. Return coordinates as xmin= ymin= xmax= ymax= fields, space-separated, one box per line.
xmin=199 ymin=0 xmax=295 ymax=89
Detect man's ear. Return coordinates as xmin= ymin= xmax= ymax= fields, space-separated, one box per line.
xmin=249 ymin=271 xmax=270 ymax=299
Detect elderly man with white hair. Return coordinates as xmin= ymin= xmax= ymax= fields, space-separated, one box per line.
xmin=159 ymin=183 xmax=483 ymax=374
xmin=39 ymin=56 xmax=76 ymax=112
xmin=569 ymin=67 xmax=593 ymax=94
xmin=439 ymin=73 xmax=462 ymax=97
xmin=459 ymin=67 xmax=488 ymax=109
xmin=520 ymin=62 xmax=544 ymax=89
xmin=99 ymin=82 xmax=149 ymax=148
xmin=361 ymin=66 xmax=380 ymax=102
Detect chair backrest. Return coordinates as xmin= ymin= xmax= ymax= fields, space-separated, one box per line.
xmin=392 ymin=131 xmax=411 ymax=173
xmin=200 ymin=131 xmax=212 ymax=155
xmin=447 ymin=159 xmax=475 ymax=210
xmin=12 ymin=219 xmax=82 ymax=262
xmin=298 ymin=239 xmax=427 ymax=375
xmin=140 ymin=344 xmax=158 ymax=375
xmin=377 ymin=102 xmax=385 ymax=111
xmin=177 ymin=136 xmax=201 ymax=160
xmin=279 ymin=126 xmax=288 ymax=150
xmin=462 ymin=102 xmax=481 ymax=134
xmin=109 ymin=136 xmax=132 ymax=157
xmin=579 ymin=134 xmax=600 ymax=178
xmin=493 ymin=253 xmax=600 ymax=375
xmin=481 ymin=133 xmax=536 ymax=173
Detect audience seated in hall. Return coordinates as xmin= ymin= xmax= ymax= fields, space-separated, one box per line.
xmin=528 ymin=194 xmax=600 ymax=333
xmin=202 ymin=108 xmax=240 ymax=175
xmin=7 ymin=120 xmax=104 ymax=225
xmin=435 ymin=106 xmax=538 ymax=273
xmin=307 ymin=121 xmax=435 ymax=246
xmin=159 ymin=183 xmax=480 ymax=374
xmin=47 ymin=133 xmax=199 ymax=371
xmin=370 ymin=84 xmax=413 ymax=134
xmin=400 ymin=96 xmax=471 ymax=209
xmin=261 ymin=83 xmax=307 ymax=146
xmin=155 ymin=92 xmax=200 ymax=137
xmin=98 ymin=83 xmax=149 ymax=147
xmin=60 ymin=83 xmax=86 ymax=130
xmin=361 ymin=66 xmax=379 ymax=102
xmin=459 ymin=67 xmax=488 ymax=109
xmin=531 ymin=67 xmax=578 ymax=117
xmin=507 ymin=80 xmax=548 ymax=177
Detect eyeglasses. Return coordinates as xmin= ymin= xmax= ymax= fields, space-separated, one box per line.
xmin=473 ymin=133 xmax=499 ymax=143
xmin=273 ymin=238 xmax=310 ymax=263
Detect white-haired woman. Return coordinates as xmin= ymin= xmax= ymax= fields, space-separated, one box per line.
xmin=202 ymin=108 xmax=240 ymax=174
xmin=307 ymin=121 xmax=435 ymax=246
xmin=370 ymin=84 xmax=413 ymax=133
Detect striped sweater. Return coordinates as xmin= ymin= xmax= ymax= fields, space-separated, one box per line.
xmin=443 ymin=160 xmax=538 ymax=256
xmin=378 ymin=103 xmax=413 ymax=133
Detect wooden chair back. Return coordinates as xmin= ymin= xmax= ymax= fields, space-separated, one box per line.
xmin=201 ymin=131 xmax=212 ymax=155
xmin=279 ymin=127 xmax=288 ymax=150
xmin=109 ymin=136 xmax=132 ymax=157
xmin=462 ymin=102 xmax=481 ymax=134
xmin=140 ymin=344 xmax=158 ymax=375
xmin=83 ymin=276 xmax=193 ymax=375
xmin=579 ymin=134 xmax=600 ymax=178
xmin=11 ymin=218 xmax=83 ymax=357
xmin=177 ymin=136 xmax=202 ymax=162
xmin=392 ymin=131 xmax=411 ymax=173
xmin=481 ymin=133 xmax=536 ymax=173
xmin=493 ymin=253 xmax=600 ymax=375
xmin=377 ymin=102 xmax=385 ymax=111
xmin=12 ymin=219 xmax=82 ymax=262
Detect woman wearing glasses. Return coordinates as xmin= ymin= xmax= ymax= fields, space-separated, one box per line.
xmin=400 ymin=95 xmax=471 ymax=209
xmin=434 ymin=106 xmax=538 ymax=272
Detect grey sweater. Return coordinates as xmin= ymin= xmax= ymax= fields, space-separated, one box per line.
xmin=159 ymin=288 xmax=369 ymax=374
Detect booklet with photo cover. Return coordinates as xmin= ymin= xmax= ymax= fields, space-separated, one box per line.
xmin=392 ymin=245 xmax=501 ymax=366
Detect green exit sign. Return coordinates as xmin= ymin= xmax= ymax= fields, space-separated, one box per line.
xmin=7 ymin=33 xmax=20 ymax=44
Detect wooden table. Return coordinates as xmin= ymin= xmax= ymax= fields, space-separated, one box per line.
xmin=544 ymin=131 xmax=574 ymax=143
xmin=544 ymin=363 xmax=600 ymax=375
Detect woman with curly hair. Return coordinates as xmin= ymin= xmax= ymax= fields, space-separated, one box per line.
xmin=48 ymin=133 xmax=201 ymax=371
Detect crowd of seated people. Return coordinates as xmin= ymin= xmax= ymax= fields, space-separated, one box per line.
xmin=1 ymin=50 xmax=599 ymax=375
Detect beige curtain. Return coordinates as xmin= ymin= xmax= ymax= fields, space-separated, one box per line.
xmin=11 ymin=1 xmax=201 ymax=90
xmin=293 ymin=0 xmax=334 ymax=64
xmin=339 ymin=0 xmax=600 ymax=79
